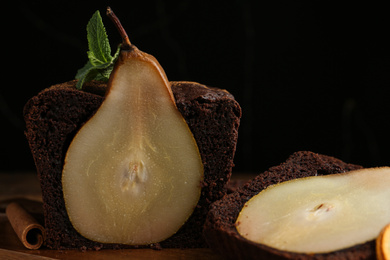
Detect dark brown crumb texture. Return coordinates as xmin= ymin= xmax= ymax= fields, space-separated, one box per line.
xmin=203 ymin=151 xmax=376 ymax=260
xmin=23 ymin=80 xmax=241 ymax=250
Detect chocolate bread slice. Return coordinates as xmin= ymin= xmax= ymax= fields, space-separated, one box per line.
xmin=203 ymin=151 xmax=376 ymax=260
xmin=23 ymin=80 xmax=241 ymax=249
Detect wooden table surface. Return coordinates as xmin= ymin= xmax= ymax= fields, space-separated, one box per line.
xmin=0 ymin=172 xmax=253 ymax=259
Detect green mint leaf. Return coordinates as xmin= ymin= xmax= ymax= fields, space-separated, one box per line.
xmin=75 ymin=10 xmax=121 ymax=89
xmin=95 ymin=64 xmax=114 ymax=81
xmin=87 ymin=10 xmax=112 ymax=64
xmin=75 ymin=61 xmax=95 ymax=90
xmin=93 ymin=46 xmax=121 ymax=81
xmin=76 ymin=61 xmax=94 ymax=80
xmin=75 ymin=60 xmax=112 ymax=90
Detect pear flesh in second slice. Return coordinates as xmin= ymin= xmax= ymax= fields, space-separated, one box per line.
xmin=62 ymin=45 xmax=203 ymax=245
xmin=236 ymin=167 xmax=390 ymax=254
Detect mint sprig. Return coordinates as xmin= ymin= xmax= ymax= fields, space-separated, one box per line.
xmin=75 ymin=10 xmax=120 ymax=90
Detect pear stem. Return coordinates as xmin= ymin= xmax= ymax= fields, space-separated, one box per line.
xmin=106 ymin=7 xmax=131 ymax=49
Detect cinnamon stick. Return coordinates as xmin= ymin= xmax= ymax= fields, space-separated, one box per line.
xmin=5 ymin=202 xmax=46 ymax=250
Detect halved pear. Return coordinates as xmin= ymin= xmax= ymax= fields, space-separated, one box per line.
xmin=61 ymin=8 xmax=203 ymax=245
xmin=236 ymin=167 xmax=390 ymax=254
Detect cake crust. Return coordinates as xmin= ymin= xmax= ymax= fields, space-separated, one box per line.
xmin=203 ymin=151 xmax=376 ymax=259
xmin=24 ymin=80 xmax=241 ymax=249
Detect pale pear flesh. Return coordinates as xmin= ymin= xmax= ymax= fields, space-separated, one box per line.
xmin=236 ymin=167 xmax=390 ymax=254
xmin=62 ymin=50 xmax=203 ymax=245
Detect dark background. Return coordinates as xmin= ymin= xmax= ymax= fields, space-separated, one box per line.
xmin=2 ymin=1 xmax=390 ymax=174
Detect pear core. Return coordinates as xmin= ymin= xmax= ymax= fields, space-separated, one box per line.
xmin=62 ymin=54 xmax=203 ymax=245
xmin=236 ymin=167 xmax=390 ymax=254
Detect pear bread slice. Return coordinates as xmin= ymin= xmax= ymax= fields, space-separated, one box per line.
xmin=203 ymin=151 xmax=378 ymax=260
xmin=24 ymin=80 xmax=241 ymax=249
